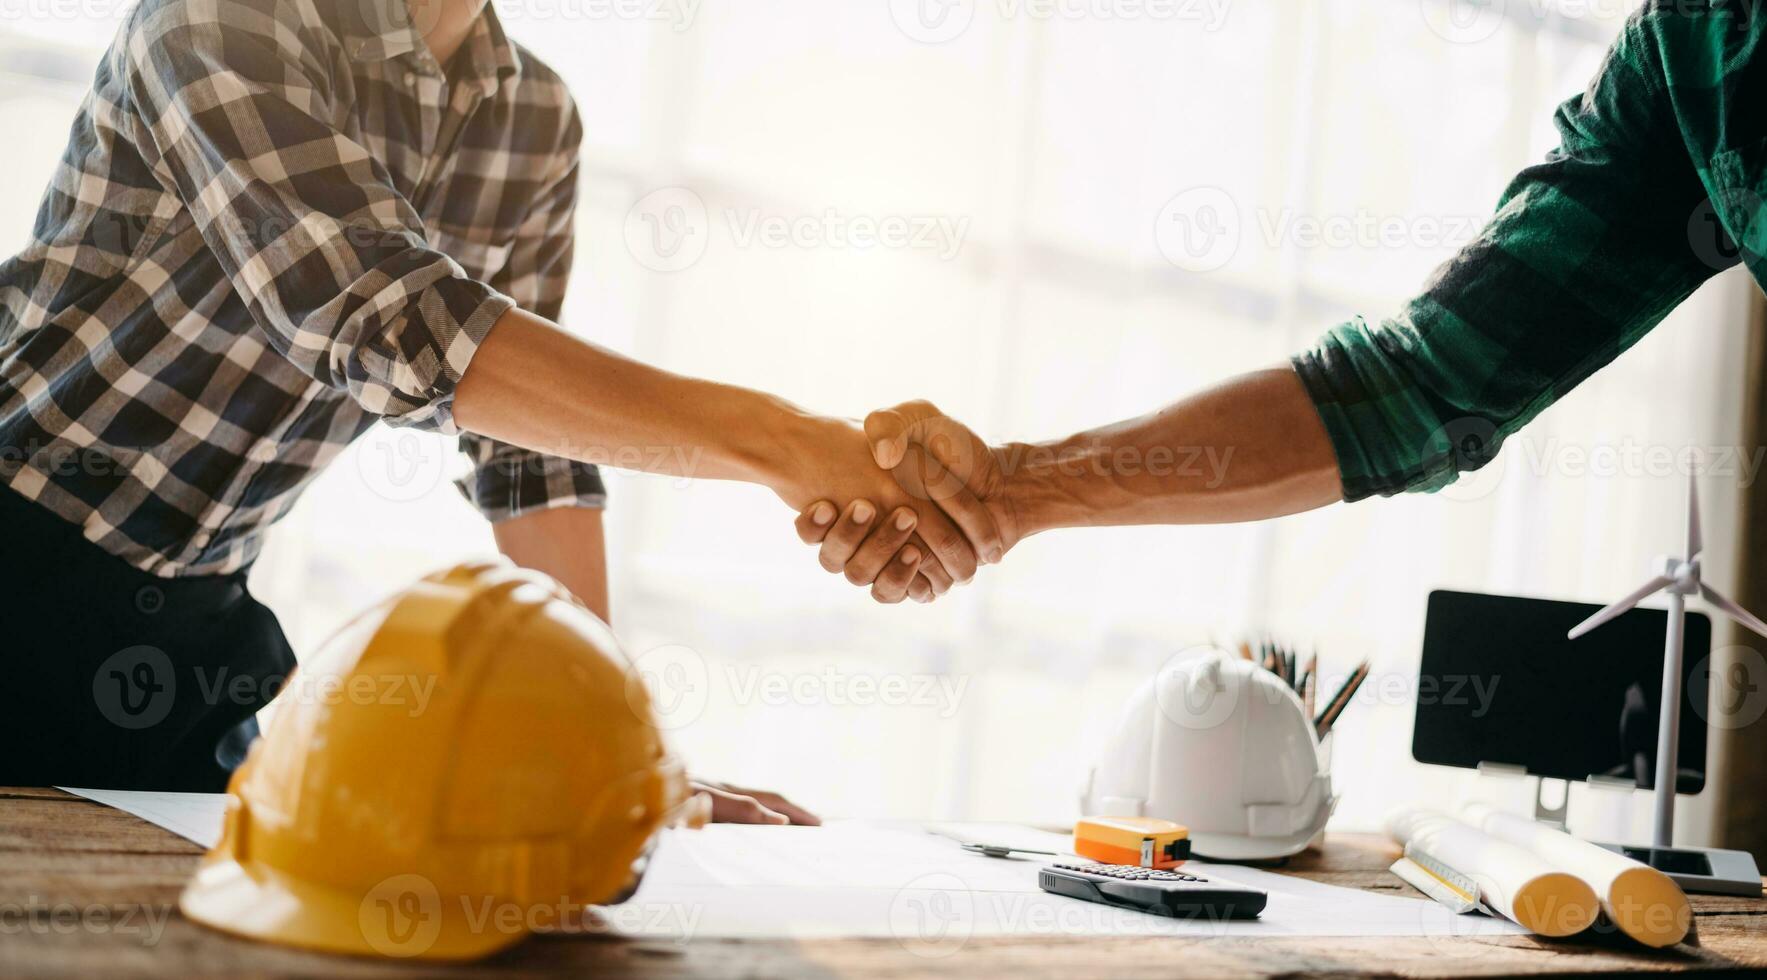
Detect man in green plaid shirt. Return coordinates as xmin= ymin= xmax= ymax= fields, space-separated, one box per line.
xmin=794 ymin=3 xmax=1767 ymax=582
xmin=1294 ymin=2 xmax=1753 ymax=502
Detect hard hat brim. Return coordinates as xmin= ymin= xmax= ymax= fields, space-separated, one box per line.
xmin=180 ymin=855 xmax=528 ymax=962
xmin=1188 ymin=828 xmax=1321 ymax=862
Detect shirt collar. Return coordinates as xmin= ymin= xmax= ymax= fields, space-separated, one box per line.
xmin=337 ymin=0 xmax=523 ymax=93
xmin=335 ymin=0 xmax=425 ymax=64
xmin=455 ymin=4 xmax=522 ymax=94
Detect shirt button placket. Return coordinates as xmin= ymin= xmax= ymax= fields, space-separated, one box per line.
xmin=410 ymin=71 xmax=444 ymax=191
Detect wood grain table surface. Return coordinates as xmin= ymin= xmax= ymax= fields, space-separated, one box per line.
xmin=3 ymin=787 xmax=1763 ymax=977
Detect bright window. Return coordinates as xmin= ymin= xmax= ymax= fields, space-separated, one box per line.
xmin=3 ymin=0 xmax=1751 ymax=840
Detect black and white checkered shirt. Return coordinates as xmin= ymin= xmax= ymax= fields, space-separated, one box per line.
xmin=0 ymin=0 xmax=604 ymax=576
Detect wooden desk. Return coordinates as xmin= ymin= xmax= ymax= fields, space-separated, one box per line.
xmin=3 ymin=787 xmax=1763 ymax=977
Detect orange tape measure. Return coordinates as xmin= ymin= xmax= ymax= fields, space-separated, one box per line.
xmin=1072 ymin=816 xmax=1191 ymax=870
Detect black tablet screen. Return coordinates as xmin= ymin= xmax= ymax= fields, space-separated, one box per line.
xmin=1413 ymin=589 xmax=1708 ymax=793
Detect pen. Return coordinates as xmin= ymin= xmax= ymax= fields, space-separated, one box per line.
xmin=960 ymin=842 xmax=1059 ymax=859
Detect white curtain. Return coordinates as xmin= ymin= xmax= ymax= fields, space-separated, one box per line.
xmin=4 ymin=1 xmax=1754 ymax=839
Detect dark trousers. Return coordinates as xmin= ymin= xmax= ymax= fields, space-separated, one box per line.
xmin=0 ymin=485 xmax=295 ymax=790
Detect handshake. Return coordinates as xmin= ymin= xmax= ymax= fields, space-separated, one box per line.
xmin=779 ymin=400 xmax=1020 ymax=605
xmin=460 ymin=318 xmax=1334 ymax=607
xmin=771 ymin=368 xmax=1345 ymax=602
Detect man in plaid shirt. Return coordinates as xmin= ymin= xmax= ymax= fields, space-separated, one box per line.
xmin=801 ymin=5 xmax=1767 ymax=587
xmin=0 ymin=0 xmax=981 ymax=801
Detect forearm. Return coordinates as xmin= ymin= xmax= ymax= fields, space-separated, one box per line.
xmin=1004 ymin=366 xmax=1342 ymax=534
xmin=457 ymin=308 xmax=982 ymax=583
xmin=494 ymin=506 xmax=610 ymax=622
xmin=455 ymin=307 xmax=813 ymax=495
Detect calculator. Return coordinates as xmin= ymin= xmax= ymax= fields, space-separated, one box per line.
xmin=1038 ymin=863 xmax=1267 ymax=919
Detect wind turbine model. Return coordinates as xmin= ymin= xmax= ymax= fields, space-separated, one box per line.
xmin=1566 ymin=471 xmax=1765 ymax=894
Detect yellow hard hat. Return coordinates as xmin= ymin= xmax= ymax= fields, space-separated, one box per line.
xmin=180 ymin=562 xmax=708 ymax=960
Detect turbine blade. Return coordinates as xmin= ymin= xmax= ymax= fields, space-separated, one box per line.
xmin=1701 ymin=584 xmax=1767 ymax=640
xmin=1688 ymin=470 xmax=1703 ymax=559
xmin=1568 ymin=576 xmax=1674 ymax=639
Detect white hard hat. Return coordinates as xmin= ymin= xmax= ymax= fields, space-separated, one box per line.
xmin=1080 ymin=650 xmax=1335 ymax=861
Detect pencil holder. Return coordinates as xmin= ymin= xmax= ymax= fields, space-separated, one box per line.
xmin=1079 ymin=650 xmax=1338 ymax=862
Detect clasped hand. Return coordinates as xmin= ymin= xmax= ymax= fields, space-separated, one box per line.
xmin=788 ymin=402 xmax=1021 ymax=604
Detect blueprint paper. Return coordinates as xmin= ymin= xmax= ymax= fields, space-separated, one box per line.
xmin=54 ymin=794 xmax=1523 ymax=941
xmin=59 ymin=786 xmax=226 ymax=848
xmin=605 ymin=821 xmax=1527 ymax=940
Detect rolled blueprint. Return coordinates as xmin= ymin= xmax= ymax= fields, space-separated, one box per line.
xmin=1462 ymin=803 xmax=1690 ymax=947
xmin=1386 ymin=808 xmax=1599 ymax=937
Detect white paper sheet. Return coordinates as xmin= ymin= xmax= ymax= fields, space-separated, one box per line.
xmin=52 ymin=793 xmax=1525 ymax=943
xmin=607 ymin=821 xmax=1528 ymax=941
xmin=58 ymin=786 xmax=226 ymax=848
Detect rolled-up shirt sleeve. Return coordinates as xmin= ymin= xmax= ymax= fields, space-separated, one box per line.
xmin=1291 ymin=14 xmax=1726 ymax=501
xmin=124 ymin=6 xmax=512 ymax=432
xmin=455 ymin=112 xmax=606 ymax=521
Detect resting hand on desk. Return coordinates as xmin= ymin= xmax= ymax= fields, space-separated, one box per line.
xmin=691 ymin=779 xmax=821 ymax=825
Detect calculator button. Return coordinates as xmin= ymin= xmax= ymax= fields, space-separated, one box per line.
xmin=1052 ymin=862 xmax=1209 ymax=883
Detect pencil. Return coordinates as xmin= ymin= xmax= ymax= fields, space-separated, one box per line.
xmin=1314 ymin=660 xmax=1370 ymax=737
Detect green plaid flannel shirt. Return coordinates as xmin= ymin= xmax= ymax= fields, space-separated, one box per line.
xmin=1293 ymin=2 xmax=1767 ymax=501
